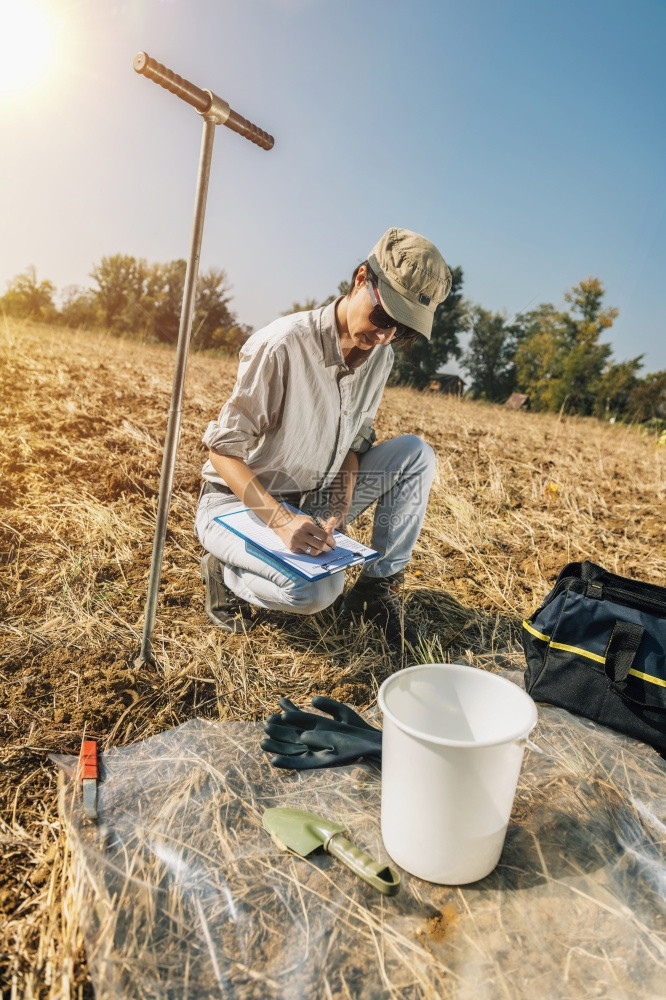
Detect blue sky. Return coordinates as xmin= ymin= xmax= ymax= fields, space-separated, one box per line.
xmin=1 ymin=0 xmax=664 ymax=373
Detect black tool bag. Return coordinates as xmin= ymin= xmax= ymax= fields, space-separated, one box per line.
xmin=523 ymin=561 xmax=666 ymax=753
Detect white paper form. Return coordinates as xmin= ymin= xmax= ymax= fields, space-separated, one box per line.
xmin=213 ymin=506 xmax=379 ymax=581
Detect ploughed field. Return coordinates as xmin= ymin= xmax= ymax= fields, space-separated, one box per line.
xmin=1 ymin=320 xmax=664 ymax=995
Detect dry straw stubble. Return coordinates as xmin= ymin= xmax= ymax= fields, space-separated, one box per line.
xmin=0 ymin=318 xmax=664 ymax=995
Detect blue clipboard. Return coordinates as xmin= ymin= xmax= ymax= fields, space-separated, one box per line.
xmin=213 ymin=505 xmax=379 ymax=582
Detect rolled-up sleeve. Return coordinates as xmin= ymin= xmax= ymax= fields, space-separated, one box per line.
xmin=202 ymin=340 xmax=288 ymax=460
xmin=350 ymin=417 xmax=376 ymax=454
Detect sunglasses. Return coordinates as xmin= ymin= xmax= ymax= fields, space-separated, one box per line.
xmin=366 ymin=281 xmax=413 ymax=341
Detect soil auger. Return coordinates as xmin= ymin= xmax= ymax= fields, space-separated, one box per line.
xmin=131 ymin=52 xmax=274 ymax=667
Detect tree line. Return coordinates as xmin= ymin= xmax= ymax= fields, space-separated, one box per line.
xmin=2 ymin=258 xmax=664 ymax=423
xmin=0 ymin=257 xmax=250 ymax=353
xmin=458 ymin=275 xmax=664 ymax=422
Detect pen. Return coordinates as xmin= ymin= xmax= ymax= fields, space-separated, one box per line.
xmin=311 ymin=511 xmax=337 ymax=548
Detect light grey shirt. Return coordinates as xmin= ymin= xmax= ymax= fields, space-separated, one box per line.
xmin=201 ymin=299 xmax=394 ymax=495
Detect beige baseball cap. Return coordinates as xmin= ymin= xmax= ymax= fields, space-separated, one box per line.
xmin=367 ymin=228 xmax=452 ymax=339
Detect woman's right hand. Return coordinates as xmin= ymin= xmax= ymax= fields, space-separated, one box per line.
xmin=273 ymin=513 xmax=336 ymax=556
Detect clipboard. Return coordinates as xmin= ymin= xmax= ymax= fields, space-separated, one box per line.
xmin=213 ymin=504 xmax=379 ymax=581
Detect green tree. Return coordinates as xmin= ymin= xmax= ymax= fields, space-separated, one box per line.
xmin=390 ymin=266 xmax=466 ymax=388
xmin=626 ymin=370 xmax=666 ymax=422
xmin=281 ymin=280 xmax=364 ymax=315
xmin=320 ymin=280 xmax=351 ymax=309
xmin=556 ymin=277 xmax=617 ymax=414
xmin=191 ymin=267 xmax=236 ymax=350
xmin=563 ymin=277 xmax=617 ymax=328
xmin=88 ymin=255 xmax=237 ymax=347
xmin=593 ymin=357 xmax=644 ymax=419
xmin=0 ymin=266 xmax=56 ymax=321
xmin=462 ymin=306 xmax=517 ymax=401
xmin=205 ymin=323 xmax=253 ymax=355
xmin=58 ymin=285 xmax=99 ymax=329
xmin=513 ymin=304 xmax=565 ymax=409
xmin=90 ymin=254 xmax=150 ymax=332
xmin=281 ymin=297 xmax=319 ymax=316
xmin=513 ymin=278 xmax=617 ymax=415
xmin=146 ymin=259 xmax=186 ymax=343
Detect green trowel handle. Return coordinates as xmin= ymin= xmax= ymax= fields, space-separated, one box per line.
xmin=326 ymin=833 xmax=400 ymax=896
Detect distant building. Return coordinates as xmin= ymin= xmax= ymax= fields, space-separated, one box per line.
xmin=504 ymin=392 xmax=530 ymax=410
xmin=426 ymin=374 xmax=466 ymax=396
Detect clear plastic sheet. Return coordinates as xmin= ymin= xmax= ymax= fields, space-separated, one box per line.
xmin=54 ymin=671 xmax=666 ymax=999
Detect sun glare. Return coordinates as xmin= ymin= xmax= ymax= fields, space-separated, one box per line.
xmin=0 ymin=0 xmax=55 ymax=96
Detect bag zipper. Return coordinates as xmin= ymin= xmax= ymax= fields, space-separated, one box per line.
xmin=533 ymin=573 xmax=666 ymax=620
xmin=591 ymin=584 xmax=666 ymax=617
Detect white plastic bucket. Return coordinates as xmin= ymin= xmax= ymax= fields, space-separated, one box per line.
xmin=378 ymin=663 xmax=538 ymax=884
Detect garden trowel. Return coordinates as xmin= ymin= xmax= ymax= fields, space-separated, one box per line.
xmin=263 ymin=807 xmax=400 ymax=896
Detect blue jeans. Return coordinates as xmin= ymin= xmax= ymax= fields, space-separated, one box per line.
xmin=194 ymin=434 xmax=435 ymax=615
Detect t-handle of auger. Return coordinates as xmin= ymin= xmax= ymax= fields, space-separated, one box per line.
xmin=133 ymin=51 xmax=274 ymax=150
